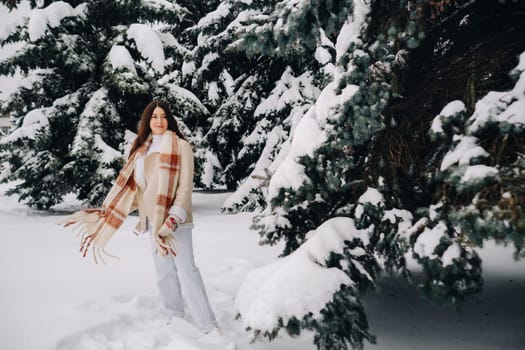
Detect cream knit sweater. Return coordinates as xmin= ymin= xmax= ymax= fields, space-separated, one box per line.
xmin=133 ymin=135 xmax=194 ymax=234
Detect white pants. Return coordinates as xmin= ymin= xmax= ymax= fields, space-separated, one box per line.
xmin=149 ymin=226 xmax=217 ymax=332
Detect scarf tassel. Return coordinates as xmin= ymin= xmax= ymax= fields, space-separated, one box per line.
xmin=155 ymin=234 xmax=177 ymax=257
xmin=59 ymin=209 xmax=119 ymax=264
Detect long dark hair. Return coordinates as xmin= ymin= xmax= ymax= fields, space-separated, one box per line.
xmin=129 ymin=100 xmax=187 ymax=158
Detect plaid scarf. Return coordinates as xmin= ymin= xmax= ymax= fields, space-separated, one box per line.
xmin=60 ymin=131 xmax=180 ymax=263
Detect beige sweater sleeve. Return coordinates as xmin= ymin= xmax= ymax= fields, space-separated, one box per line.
xmin=169 ymin=140 xmax=193 ymax=223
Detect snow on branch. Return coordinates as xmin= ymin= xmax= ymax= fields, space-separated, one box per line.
xmin=127 ymin=23 xmax=165 ymax=74
xmin=27 ymin=1 xmax=82 ymax=42
xmin=467 ymin=51 xmax=525 ymax=133
xmin=335 ymin=0 xmax=370 ymax=61
xmin=142 ymin=0 xmax=184 ymax=12
xmin=430 ymin=100 xmax=466 ymax=135
xmin=235 ymin=217 xmax=362 ymax=334
xmin=0 ymin=108 xmax=49 ymax=144
xmin=196 ymin=2 xmax=231 ymax=28
xmin=107 ymin=45 xmax=137 ymax=75
xmin=440 ymin=135 xmax=489 ymax=171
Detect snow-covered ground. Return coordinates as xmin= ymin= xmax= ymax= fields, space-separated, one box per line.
xmin=0 ymin=183 xmax=524 ymax=350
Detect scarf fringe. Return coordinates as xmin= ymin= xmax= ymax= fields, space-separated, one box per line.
xmin=60 ymin=209 xmax=172 ymax=261
xmin=60 ymin=209 xmax=175 ymax=261
xmin=90 ymin=246 xmax=120 ymax=265
xmin=81 ymin=234 xmax=119 ymax=264
xmin=155 ymin=234 xmax=177 ymax=257
xmin=59 ymin=209 xmax=119 ymax=264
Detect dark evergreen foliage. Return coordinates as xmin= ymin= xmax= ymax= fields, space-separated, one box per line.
xmin=0 ymin=0 xmax=194 ymax=208
xmin=248 ymin=0 xmax=525 ymax=349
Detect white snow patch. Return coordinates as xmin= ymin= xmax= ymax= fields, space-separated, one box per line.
xmin=467 ymin=91 xmax=512 ymax=133
xmin=198 ymin=148 xmax=222 ymax=188
xmin=127 ymin=24 xmax=165 ymax=74
xmin=466 ymin=54 xmax=525 ymax=133
xmin=0 ymin=108 xmax=49 ymax=143
xmin=335 ymin=1 xmax=370 ymax=61
xmin=207 ymin=81 xmax=220 ymax=102
xmin=200 ymin=52 xmax=219 ymax=73
xmin=383 ymin=209 xmax=413 ymax=236
xmin=319 ymin=28 xmax=335 ymax=48
xmin=514 ymin=51 xmax=525 ymax=72
xmin=0 ymin=0 xmax=30 ymax=41
xmin=355 ymin=204 xmax=364 ymax=220
xmin=28 ymin=1 xmax=75 ymax=41
xmin=430 ymin=116 xmax=444 ymax=134
xmin=314 ymin=47 xmax=332 ymax=65
xmin=440 ymin=135 xmax=489 ymax=171
xmin=108 ymin=45 xmax=137 ymax=74
xmin=235 ymin=217 xmax=359 ymax=332
xmin=442 ymin=243 xmax=461 ymax=266
xmin=414 ymin=221 xmax=447 ymax=259
xmin=316 ymin=80 xmax=356 ymax=125
xmin=122 ymin=129 xmax=137 ymax=158
xmin=495 ymin=98 xmax=525 ymax=127
xmin=220 ymin=69 xmax=234 ymax=96
xmin=197 ymin=2 xmax=231 ymax=28
xmin=461 ymin=165 xmax=498 ymax=183
xmin=430 ymin=100 xmax=466 ymax=135
xmin=254 ymin=68 xmax=319 ymax=117
xmin=94 ymin=134 xmax=121 ymax=164
xmin=160 ymin=83 xmax=209 ymax=115
xmin=268 ymin=106 xmax=326 ymax=198
xmin=143 ymin=0 xmax=183 ymax=11
xmin=182 ymin=61 xmax=196 ymax=77
xmin=429 ymin=202 xmax=443 ymax=221
xmin=358 ymin=187 xmax=384 ymax=207
xmin=73 ymin=3 xmax=88 ymax=18
xmin=441 ymin=100 xmax=466 ymax=118
xmin=155 ymin=31 xmax=180 ymax=48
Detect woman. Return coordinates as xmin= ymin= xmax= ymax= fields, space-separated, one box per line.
xmin=61 ymin=100 xmax=218 ymax=334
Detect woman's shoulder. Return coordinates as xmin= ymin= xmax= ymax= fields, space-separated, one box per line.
xmin=178 ymin=137 xmax=191 ymax=147
xmin=177 ymin=138 xmax=194 ymax=154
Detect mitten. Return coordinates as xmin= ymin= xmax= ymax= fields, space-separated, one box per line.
xmin=158 ymin=215 xmax=178 ymax=238
xmin=155 ymin=216 xmax=179 ymax=256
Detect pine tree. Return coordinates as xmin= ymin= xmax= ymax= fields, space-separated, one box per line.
xmin=181 ymin=0 xmax=276 ymax=189
xmin=238 ymin=1 xmax=525 ymax=349
xmin=207 ymin=0 xmax=336 ymax=200
xmin=0 ymin=0 xmax=206 ymax=209
xmin=180 ymin=0 xmax=328 ymax=193
xmin=222 ymin=67 xmax=321 ymax=213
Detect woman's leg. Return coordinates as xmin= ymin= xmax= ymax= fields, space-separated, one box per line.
xmin=174 ymin=226 xmax=218 ymax=332
xmin=149 ymin=232 xmax=185 ymax=318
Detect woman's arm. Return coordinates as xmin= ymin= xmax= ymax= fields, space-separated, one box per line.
xmin=169 ymin=140 xmax=194 ymax=223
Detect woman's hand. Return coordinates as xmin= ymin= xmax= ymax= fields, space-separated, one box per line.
xmin=156 ymin=216 xmax=179 ymax=256
xmin=158 ymin=215 xmax=178 ymax=237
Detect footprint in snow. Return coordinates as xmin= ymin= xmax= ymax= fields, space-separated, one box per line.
xmin=59 ymin=295 xmax=236 ymax=350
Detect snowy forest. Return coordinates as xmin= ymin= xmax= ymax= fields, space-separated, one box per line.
xmin=1 ymin=0 xmax=524 ymax=349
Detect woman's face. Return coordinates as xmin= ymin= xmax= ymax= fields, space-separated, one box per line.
xmin=150 ymin=106 xmax=168 ymax=135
